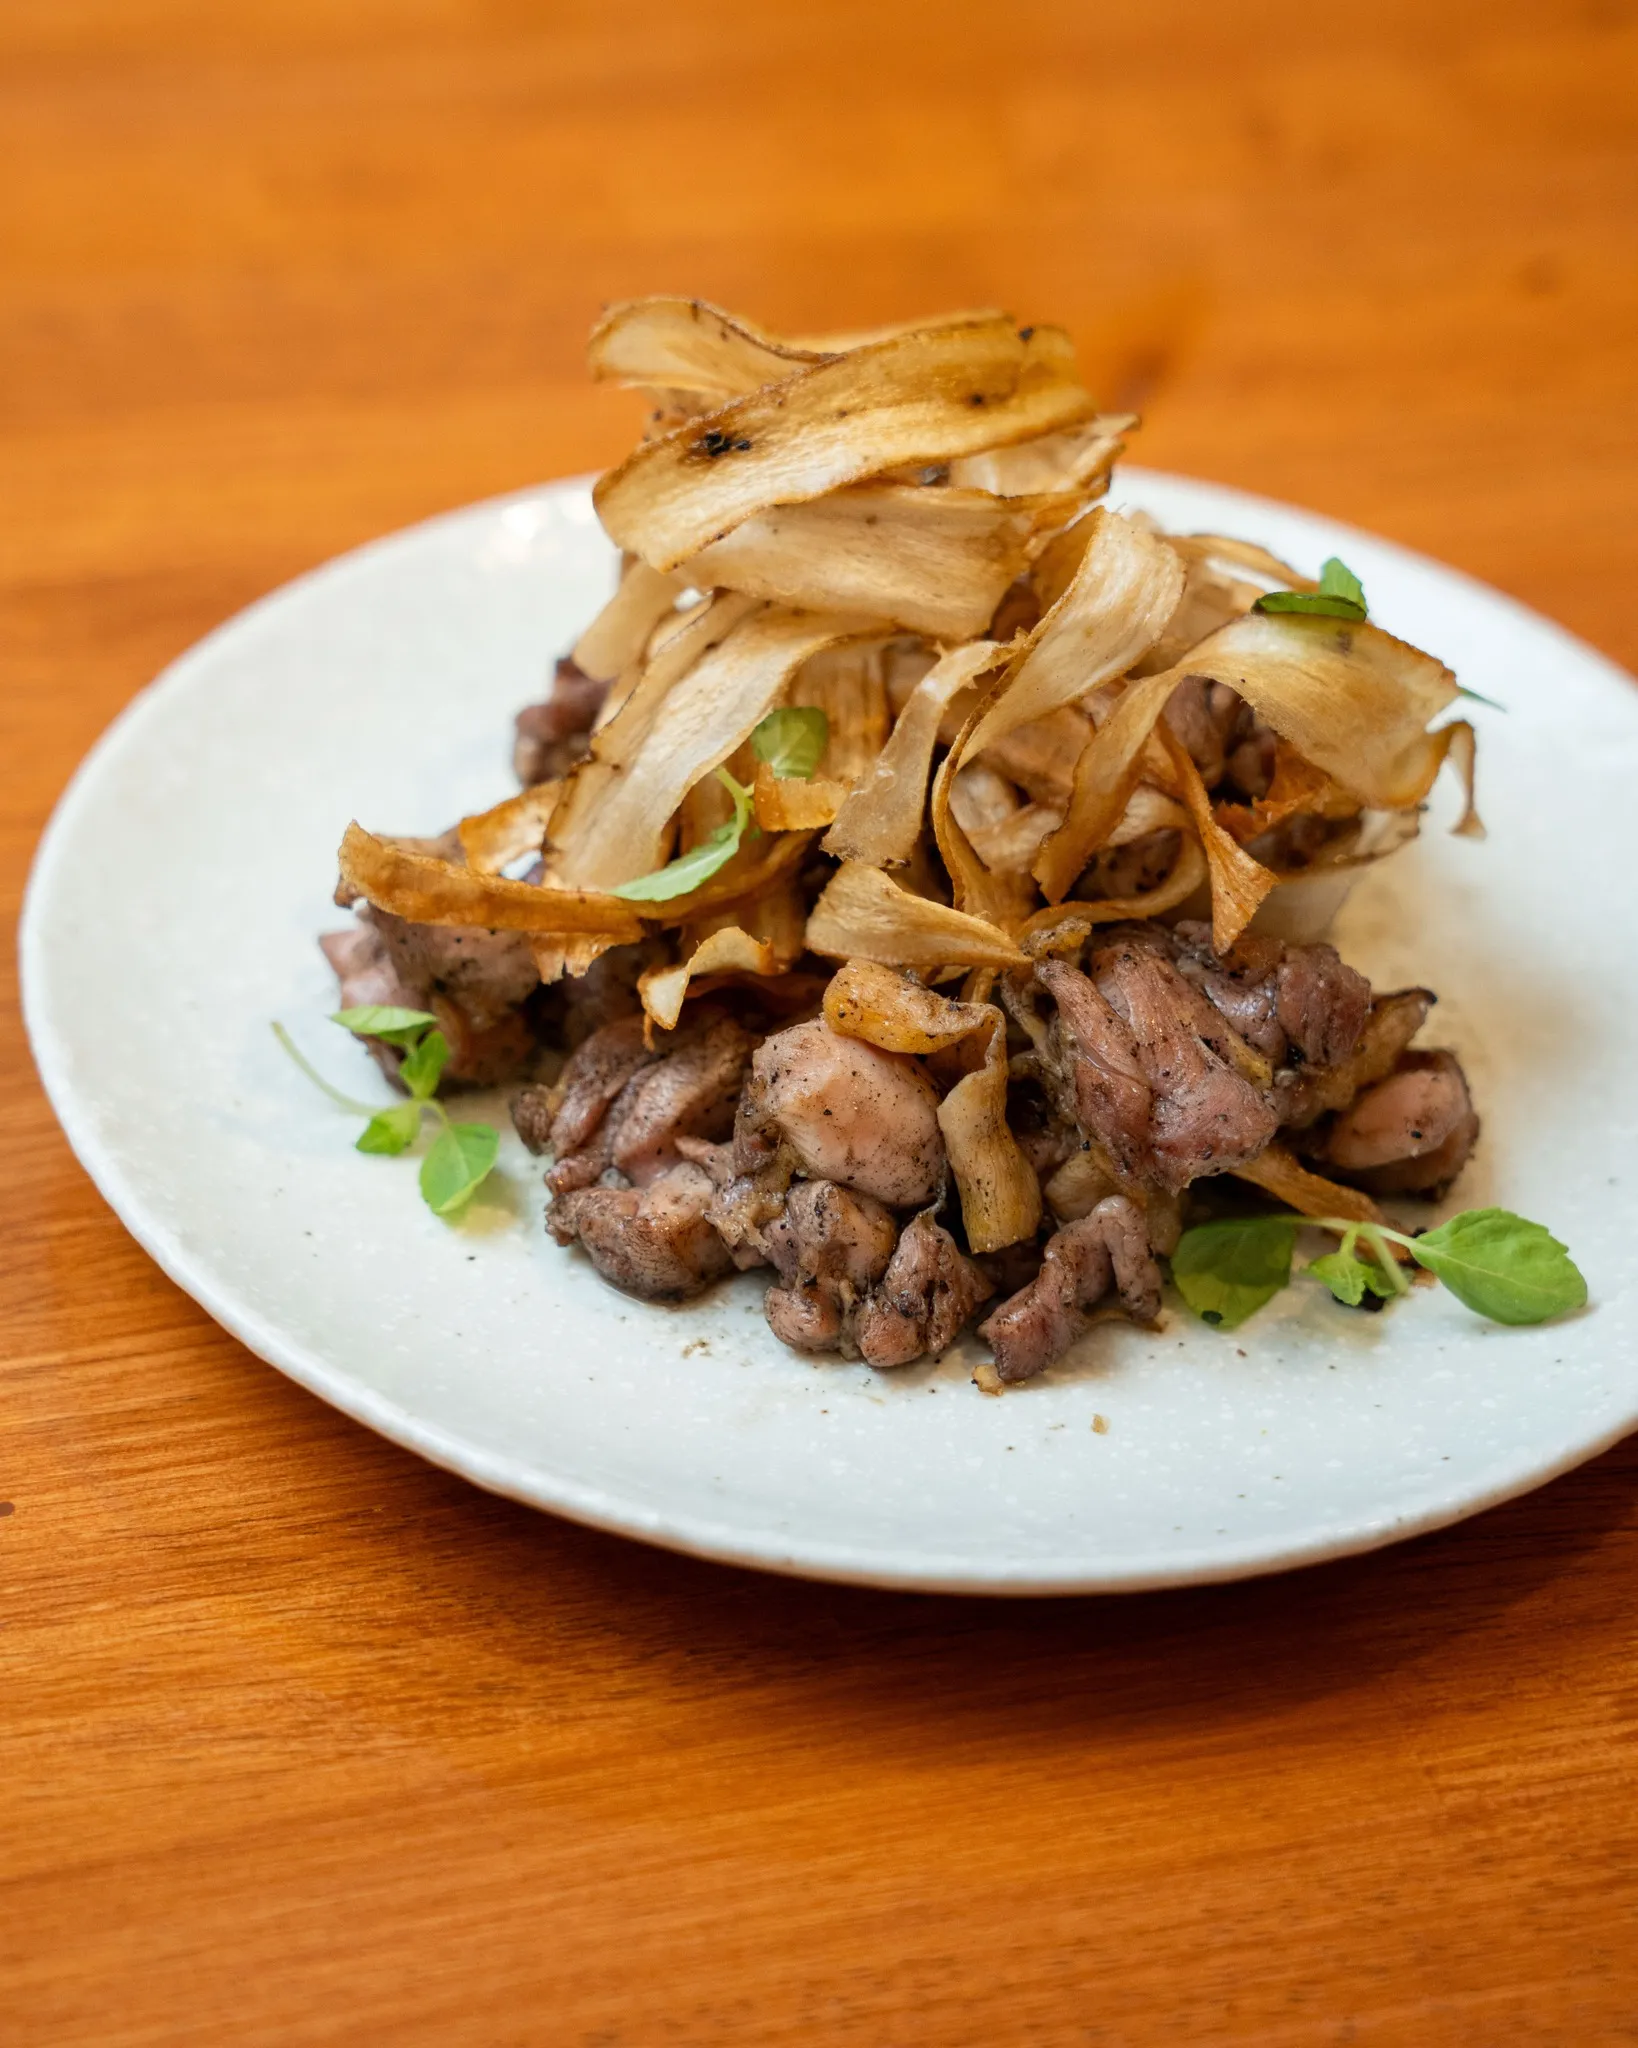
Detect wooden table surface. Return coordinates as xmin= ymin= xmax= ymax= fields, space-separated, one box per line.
xmin=5 ymin=4 xmax=1636 ymax=2041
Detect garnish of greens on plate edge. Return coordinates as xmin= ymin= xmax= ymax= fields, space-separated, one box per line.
xmin=279 ymin=295 xmax=1584 ymax=1392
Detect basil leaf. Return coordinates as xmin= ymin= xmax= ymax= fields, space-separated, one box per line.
xmin=356 ymin=1101 xmax=423 ymax=1156
xmin=752 ymin=706 xmax=829 ymax=780
xmin=1316 ymin=556 xmax=1365 ymax=608
xmin=333 ymin=1005 xmax=438 ymax=1048
xmin=398 ymin=1027 xmax=450 ymax=1101
xmin=1307 ymin=1249 xmax=1397 ymax=1307
xmin=1171 ymin=1216 xmax=1296 ymax=1329
xmin=610 ymin=767 xmax=754 ymax=902
xmin=419 ymin=1121 xmax=500 ymax=1215
xmin=1253 ymin=589 xmax=1367 ymax=623
xmin=1407 ymin=1208 xmax=1587 ymax=1325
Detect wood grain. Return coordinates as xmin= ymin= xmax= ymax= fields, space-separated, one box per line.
xmin=3 ymin=4 xmax=1636 ymax=2041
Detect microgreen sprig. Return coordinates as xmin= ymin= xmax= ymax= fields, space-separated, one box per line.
xmin=1171 ymin=1207 xmax=1586 ymax=1331
xmin=273 ymin=1009 xmax=499 ymax=1216
xmin=608 ymin=704 xmax=829 ymax=903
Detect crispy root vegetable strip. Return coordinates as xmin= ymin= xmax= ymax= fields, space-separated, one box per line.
xmin=963 ymin=511 xmax=1187 ymax=757
xmin=654 ymin=826 xmax=816 ymax=924
xmin=531 ymin=933 xmax=627 ymax=985
xmin=1214 ymin=742 xmax=1359 ymax=845
xmin=823 ymin=964 xmax=1041 ymax=1252
xmin=1018 ymin=833 xmax=1210 ymax=955
xmin=639 ymin=925 xmax=781 ymax=1032
xmin=550 ymin=607 xmax=870 ymax=890
xmin=1036 ymin=608 xmax=1466 ymax=900
xmin=588 ymin=297 xmax=830 ymax=396
xmin=1169 ymin=534 xmax=1313 ymax=590
xmin=594 ymin=318 xmax=1097 ymax=571
xmin=806 ymin=862 xmax=1029 ymax=971
xmin=1441 ymin=718 xmax=1484 ymax=838
xmin=339 ymin=823 xmax=645 ymax=939
xmin=752 ymin=764 xmax=847 ymax=830
xmin=793 ymin=638 xmax=892 ymax=787
xmin=945 ymin=414 xmax=1135 ymax=496
xmin=824 ymin=641 xmax=1006 ymax=867
xmin=457 ymin=780 xmax=561 ymax=875
xmin=781 ymin=308 xmax=1007 ymax=352
xmin=679 ymin=484 xmax=1080 ymax=641
xmin=1157 ymin=725 xmax=1278 ymax=952
xmin=1228 ymin=1144 xmax=1409 ymax=1255
xmin=930 ymin=714 xmax=1041 ymax=933
xmin=571 ymin=561 xmax=688 ymax=683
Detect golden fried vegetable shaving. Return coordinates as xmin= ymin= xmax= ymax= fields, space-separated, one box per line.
xmin=806 ymin=862 xmax=1029 ymax=971
xmin=1230 ymin=1144 xmax=1396 ymax=1241
xmin=963 ymin=511 xmax=1186 ymax=758
xmin=930 ymin=703 xmax=1041 ymax=934
xmin=752 ymin=762 xmax=848 ymax=830
xmin=1213 ymin=741 xmax=1360 ymax=846
xmin=571 ymin=560 xmax=688 ymax=683
xmin=1168 ymin=534 xmax=1313 ymax=590
xmin=1036 ymin=610 xmax=1467 ymax=900
xmin=944 ymin=414 xmax=1135 ymax=496
xmin=1157 ymin=725 xmax=1278 ymax=952
xmin=550 ymin=607 xmax=870 ymax=890
xmin=588 ymin=297 xmax=829 ymax=397
xmin=679 ymin=483 xmax=1080 ymax=640
xmin=823 ymin=963 xmax=1041 ymax=1252
xmin=824 ymin=641 xmax=1005 ymax=867
xmin=1042 ymin=1149 xmax=1121 ymax=1224
xmin=339 ymin=823 xmax=644 ymax=940
xmin=531 ymin=933 xmax=627 ymax=985
xmin=457 ymin=781 xmax=561 ymax=875
xmin=638 ymin=925 xmax=782 ymax=1032
xmin=594 ymin=318 xmax=1098 ymax=571
xmin=789 ymin=637 xmax=892 ymax=788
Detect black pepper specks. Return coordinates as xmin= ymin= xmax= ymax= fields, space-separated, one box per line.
xmin=696 ymin=429 xmax=753 ymax=458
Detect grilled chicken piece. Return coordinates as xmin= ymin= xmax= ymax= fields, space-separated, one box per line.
xmin=978 ymin=1195 xmax=1162 ymax=1383
xmin=1274 ymin=988 xmax=1433 ymax=1129
xmin=1313 ymin=1049 xmax=1479 ymax=1198
xmin=851 ymin=1213 xmax=995 ymax=1369
xmin=513 ymin=656 xmax=607 ymax=787
xmin=761 ymin=1182 xmax=901 ymax=1354
xmin=1034 ymin=958 xmax=1153 ymax=1183
xmin=320 ymin=905 xmax=539 ymax=1088
xmin=735 ymin=1019 xmax=945 ymax=1208
xmin=547 ymin=1162 xmax=732 ymax=1301
xmin=522 ymin=1013 xmax=756 ymax=1194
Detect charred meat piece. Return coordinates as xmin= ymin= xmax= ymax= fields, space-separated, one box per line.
xmin=735 ymin=1019 xmax=945 ymax=1207
xmin=320 ymin=905 xmax=539 ymax=1088
xmin=851 ymin=1212 xmax=995 ymax=1369
xmin=526 ymin=1013 xmax=757 ymax=1194
xmin=1312 ymin=1049 xmax=1479 ymax=1198
xmin=1163 ymin=674 xmax=1243 ymax=789
xmin=1092 ymin=940 xmax=1278 ymax=1190
xmin=978 ymin=1196 xmax=1162 ymax=1384
xmin=762 ymin=1182 xmax=901 ymax=1355
xmin=547 ymin=1162 xmax=732 ymax=1301
xmin=1072 ymin=827 xmax=1185 ymax=905
xmin=1275 ymin=988 xmax=1433 ymax=1129
xmin=1171 ymin=921 xmax=1369 ymax=1070
xmin=513 ymin=656 xmax=608 ymax=787
xmin=1034 ymin=958 xmax=1154 ymax=1183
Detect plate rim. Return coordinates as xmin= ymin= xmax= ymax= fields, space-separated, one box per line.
xmin=21 ymin=467 xmax=1638 ymax=1596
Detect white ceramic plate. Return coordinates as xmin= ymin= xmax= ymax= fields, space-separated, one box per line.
xmin=22 ymin=472 xmax=1638 ymax=1593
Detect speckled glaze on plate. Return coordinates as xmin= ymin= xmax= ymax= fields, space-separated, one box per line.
xmin=21 ymin=472 xmax=1638 ymax=1593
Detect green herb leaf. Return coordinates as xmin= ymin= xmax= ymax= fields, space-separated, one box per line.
xmin=398 ymin=1027 xmax=450 ymax=1101
xmin=1456 ymin=684 xmax=1507 ymax=711
xmin=1171 ymin=1215 xmax=1296 ymax=1329
xmin=1317 ymin=556 xmax=1365 ymax=607
xmin=419 ymin=1121 xmax=500 ymax=1215
xmin=332 ymin=1005 xmax=438 ymax=1048
xmin=1307 ymin=1248 xmax=1399 ymax=1307
xmin=752 ymin=706 xmax=829 ymax=780
xmin=1405 ymin=1208 xmax=1588 ymax=1326
xmin=356 ymin=1101 xmax=424 ymax=1155
xmin=1253 ymin=555 xmax=1368 ymax=624
xmin=1253 ymin=589 xmax=1367 ymax=623
xmin=609 ymin=766 xmax=754 ymax=902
